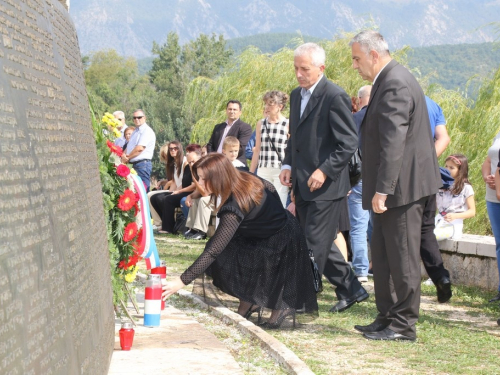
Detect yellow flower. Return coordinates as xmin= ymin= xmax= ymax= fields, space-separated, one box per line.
xmin=113 ymin=128 xmax=121 ymax=138
xmin=130 ymin=168 xmax=137 ymax=175
xmin=125 ymin=265 xmax=138 ymax=283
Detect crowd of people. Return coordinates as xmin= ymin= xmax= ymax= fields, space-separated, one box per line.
xmin=112 ymin=30 xmax=500 ymax=339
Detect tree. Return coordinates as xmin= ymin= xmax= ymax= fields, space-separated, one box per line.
xmin=84 ymin=49 xmax=155 ymax=119
xmin=148 ymin=32 xmax=233 ymax=145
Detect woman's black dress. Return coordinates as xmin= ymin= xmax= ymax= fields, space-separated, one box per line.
xmin=150 ymin=164 xmax=192 ymax=232
xmin=180 ymin=179 xmax=318 ymax=318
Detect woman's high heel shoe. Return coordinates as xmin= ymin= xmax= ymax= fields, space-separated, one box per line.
xmin=242 ymin=304 xmax=262 ymax=324
xmin=260 ymin=309 xmax=295 ymax=329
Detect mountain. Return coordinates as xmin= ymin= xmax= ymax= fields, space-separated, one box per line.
xmin=69 ymin=0 xmax=499 ymax=59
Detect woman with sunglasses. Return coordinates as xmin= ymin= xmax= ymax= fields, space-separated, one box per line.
xmin=148 ymin=141 xmax=187 ymax=228
xmin=150 ymin=144 xmax=201 ymax=234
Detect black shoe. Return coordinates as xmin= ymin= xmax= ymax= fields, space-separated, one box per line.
xmin=190 ymin=231 xmax=207 ymax=240
xmin=185 ymin=229 xmax=199 ymax=239
xmin=489 ymin=292 xmax=500 ymax=303
xmin=239 ymin=305 xmax=262 ymax=324
xmin=354 ymin=321 xmax=388 ymax=333
xmin=329 ymin=287 xmax=369 ymax=313
xmin=363 ymin=327 xmax=416 ymax=341
xmin=184 ymin=228 xmax=194 ymax=237
xmin=259 ymin=309 xmax=295 ymax=330
xmin=436 ymin=276 xmax=452 ymax=303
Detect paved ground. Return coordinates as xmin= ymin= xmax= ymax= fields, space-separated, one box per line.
xmin=108 ymin=293 xmax=244 ymax=375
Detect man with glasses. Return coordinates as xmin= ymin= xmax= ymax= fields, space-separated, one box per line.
xmin=206 ymin=100 xmax=252 ymax=164
xmin=113 ymin=110 xmax=128 ymax=147
xmin=121 ymin=109 xmax=156 ymax=191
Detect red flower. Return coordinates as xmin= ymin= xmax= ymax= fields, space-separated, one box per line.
xmin=123 ymin=222 xmax=138 ymax=242
xmin=118 ymin=189 xmax=137 ymax=211
xmin=106 ymin=140 xmax=123 ymax=156
xmin=116 ymin=164 xmax=130 ymax=178
xmin=118 ymin=260 xmax=127 ymax=269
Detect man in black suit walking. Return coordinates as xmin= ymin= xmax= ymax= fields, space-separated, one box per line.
xmin=350 ymin=30 xmax=440 ymax=341
xmin=206 ymin=100 xmax=252 ymax=164
xmin=280 ymin=43 xmax=368 ymax=313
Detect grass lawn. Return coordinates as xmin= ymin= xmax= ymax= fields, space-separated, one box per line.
xmin=152 ymin=234 xmax=500 ymax=374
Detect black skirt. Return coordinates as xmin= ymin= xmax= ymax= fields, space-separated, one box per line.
xmin=206 ymin=211 xmax=318 ymax=318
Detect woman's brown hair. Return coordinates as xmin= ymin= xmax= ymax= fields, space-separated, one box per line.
xmin=165 ymin=140 xmax=184 ymax=180
xmin=192 ymin=153 xmax=264 ymax=213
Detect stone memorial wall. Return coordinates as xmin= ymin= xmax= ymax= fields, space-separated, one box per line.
xmin=0 ymin=0 xmax=114 ymax=374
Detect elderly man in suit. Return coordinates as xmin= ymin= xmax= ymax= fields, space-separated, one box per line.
xmin=206 ymin=100 xmax=252 ymax=164
xmin=350 ymin=30 xmax=440 ymax=341
xmin=279 ymin=43 xmax=368 ymax=313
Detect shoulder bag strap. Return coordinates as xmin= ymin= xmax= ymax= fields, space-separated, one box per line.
xmin=262 ymin=119 xmax=283 ymax=163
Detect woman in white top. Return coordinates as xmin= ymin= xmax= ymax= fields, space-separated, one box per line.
xmin=149 ymin=141 xmax=186 ymax=227
xmin=482 ymin=132 xmax=500 ymax=302
xmin=250 ymin=91 xmax=289 ymax=207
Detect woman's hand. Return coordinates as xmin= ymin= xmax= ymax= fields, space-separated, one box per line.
xmin=172 ymin=190 xmax=180 ymax=195
xmin=443 ymin=213 xmax=457 ymax=222
xmin=162 ymin=277 xmax=185 ymax=301
xmin=185 ymin=195 xmax=193 ymax=208
xmin=485 ymin=174 xmax=496 ymax=190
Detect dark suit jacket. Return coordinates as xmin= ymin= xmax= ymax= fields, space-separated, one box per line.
xmin=283 ymin=75 xmax=358 ymax=201
xmin=206 ymin=119 xmax=252 ymax=164
xmin=361 ymin=60 xmax=440 ymax=210
xmin=353 ymin=106 xmax=367 ymax=148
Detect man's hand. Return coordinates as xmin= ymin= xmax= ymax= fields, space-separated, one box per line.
xmin=121 ymin=154 xmax=129 ymax=163
xmin=485 ymin=174 xmax=495 ymax=190
xmin=185 ymin=195 xmax=193 ymax=208
xmin=307 ymin=169 xmax=326 ymax=192
xmin=372 ymin=193 xmax=388 ymax=214
xmin=279 ymin=169 xmax=292 ymax=187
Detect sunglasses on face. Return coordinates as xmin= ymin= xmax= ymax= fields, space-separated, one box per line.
xmin=133 ymin=116 xmax=144 ymax=120
xmin=169 ymin=147 xmax=179 ymax=151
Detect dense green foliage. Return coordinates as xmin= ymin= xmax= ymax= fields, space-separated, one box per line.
xmin=408 ymin=42 xmax=500 ymax=94
xmin=84 ymin=32 xmax=233 ymax=179
xmin=85 ymin=32 xmax=500 ymax=235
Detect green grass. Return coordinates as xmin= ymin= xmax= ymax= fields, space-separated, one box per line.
xmin=154 ymin=235 xmax=500 ymax=375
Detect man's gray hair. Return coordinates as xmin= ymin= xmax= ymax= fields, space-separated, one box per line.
xmin=358 ymin=85 xmax=372 ymax=98
xmin=349 ymin=30 xmax=390 ymax=57
xmin=294 ymin=43 xmax=325 ymax=67
xmin=113 ymin=110 xmax=125 ymax=119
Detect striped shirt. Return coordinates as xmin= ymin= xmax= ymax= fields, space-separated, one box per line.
xmin=258 ymin=118 xmax=289 ymax=169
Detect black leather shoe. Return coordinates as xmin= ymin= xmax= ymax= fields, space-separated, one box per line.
xmin=363 ymin=327 xmax=416 ymax=341
xmin=185 ymin=229 xmax=199 ymax=239
xmin=184 ymin=228 xmax=194 ymax=237
xmin=190 ymin=231 xmax=207 ymax=240
xmin=354 ymin=321 xmax=388 ymax=333
xmin=436 ymin=276 xmax=452 ymax=303
xmin=329 ymin=287 xmax=369 ymax=313
xmin=489 ymin=292 xmax=500 ymax=303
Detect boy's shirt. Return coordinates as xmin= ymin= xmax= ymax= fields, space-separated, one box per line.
xmin=232 ymin=159 xmax=249 ymax=172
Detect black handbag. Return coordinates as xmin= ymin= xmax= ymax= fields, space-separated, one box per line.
xmin=309 ymin=249 xmax=323 ymax=293
xmin=173 ymin=212 xmax=187 ymax=234
xmin=349 ymin=148 xmax=362 ymax=187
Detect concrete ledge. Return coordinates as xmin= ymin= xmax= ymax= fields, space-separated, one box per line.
xmin=424 ymin=234 xmax=499 ymax=290
xmin=178 ymin=289 xmax=314 ymax=375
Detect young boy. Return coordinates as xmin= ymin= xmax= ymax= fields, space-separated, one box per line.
xmin=222 ymin=136 xmax=249 ymax=171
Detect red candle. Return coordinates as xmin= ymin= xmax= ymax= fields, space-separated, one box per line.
xmin=151 ymin=262 xmax=167 ymax=310
xmin=119 ymin=322 xmax=135 ymax=350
